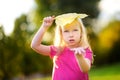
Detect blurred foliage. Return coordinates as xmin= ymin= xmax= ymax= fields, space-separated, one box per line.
xmin=0 ymin=15 xmax=52 ymax=79
xmin=93 ymin=20 xmax=120 ymax=65
xmin=34 ymin=0 xmax=100 ymax=17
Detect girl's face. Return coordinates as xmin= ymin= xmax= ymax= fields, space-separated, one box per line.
xmin=61 ymin=20 xmax=82 ymax=48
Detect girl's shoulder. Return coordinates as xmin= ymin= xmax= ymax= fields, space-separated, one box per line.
xmin=50 ymin=45 xmax=66 ymax=58
xmin=50 ymin=45 xmax=65 ymax=52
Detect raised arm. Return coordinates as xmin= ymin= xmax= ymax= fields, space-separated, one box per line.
xmin=31 ymin=16 xmax=54 ymax=56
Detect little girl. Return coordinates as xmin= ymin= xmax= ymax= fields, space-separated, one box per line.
xmin=31 ymin=13 xmax=93 ymax=80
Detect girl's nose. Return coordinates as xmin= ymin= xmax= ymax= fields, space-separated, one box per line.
xmin=69 ymin=32 xmax=73 ymax=37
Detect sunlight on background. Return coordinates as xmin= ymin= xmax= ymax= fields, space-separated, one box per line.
xmin=0 ymin=0 xmax=120 ymax=35
xmin=0 ymin=0 xmax=35 ymax=35
xmin=99 ymin=0 xmax=120 ymax=14
xmin=96 ymin=0 xmax=120 ymax=32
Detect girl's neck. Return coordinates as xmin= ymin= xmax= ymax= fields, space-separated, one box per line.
xmin=66 ymin=44 xmax=81 ymax=49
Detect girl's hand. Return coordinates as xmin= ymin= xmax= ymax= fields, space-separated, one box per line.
xmin=42 ymin=16 xmax=55 ymax=28
xmin=71 ymin=47 xmax=86 ymax=55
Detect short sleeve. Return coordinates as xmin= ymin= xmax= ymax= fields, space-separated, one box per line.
xmin=50 ymin=45 xmax=57 ymax=59
xmin=85 ymin=48 xmax=93 ymax=64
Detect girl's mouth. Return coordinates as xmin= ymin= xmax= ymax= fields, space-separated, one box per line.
xmin=69 ymin=39 xmax=75 ymax=42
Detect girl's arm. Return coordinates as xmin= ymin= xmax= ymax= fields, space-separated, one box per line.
xmin=31 ymin=16 xmax=54 ymax=56
xmin=76 ymin=54 xmax=91 ymax=73
xmin=73 ymin=47 xmax=91 ymax=73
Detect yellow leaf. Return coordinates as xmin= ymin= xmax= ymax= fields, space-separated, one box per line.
xmin=55 ymin=13 xmax=88 ymax=27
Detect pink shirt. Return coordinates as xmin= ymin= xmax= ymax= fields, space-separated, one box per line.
xmin=50 ymin=46 xmax=92 ymax=80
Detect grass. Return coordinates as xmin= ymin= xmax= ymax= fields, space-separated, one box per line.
xmin=33 ymin=63 xmax=120 ymax=80
xmin=32 ymin=76 xmax=51 ymax=80
xmin=89 ymin=63 xmax=120 ymax=80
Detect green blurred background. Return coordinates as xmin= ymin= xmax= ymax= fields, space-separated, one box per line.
xmin=0 ymin=0 xmax=120 ymax=80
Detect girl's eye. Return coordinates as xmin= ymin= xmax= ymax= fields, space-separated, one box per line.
xmin=64 ymin=30 xmax=69 ymax=32
xmin=73 ymin=29 xmax=78 ymax=31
